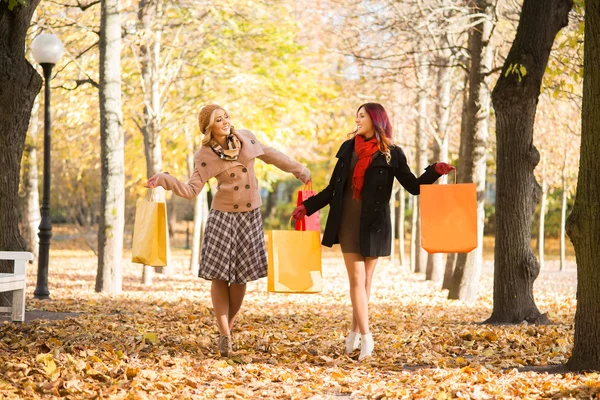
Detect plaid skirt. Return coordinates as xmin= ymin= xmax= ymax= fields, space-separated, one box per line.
xmin=198 ymin=208 xmax=268 ymax=284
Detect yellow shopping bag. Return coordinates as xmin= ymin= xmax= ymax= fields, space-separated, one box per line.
xmin=267 ymin=224 xmax=322 ymax=293
xmin=131 ymin=189 xmax=169 ymax=266
xmin=420 ymin=172 xmax=477 ymax=254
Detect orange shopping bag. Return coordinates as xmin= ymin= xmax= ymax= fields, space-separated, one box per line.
xmin=295 ymin=183 xmax=320 ymax=231
xmin=419 ymin=173 xmax=477 ymax=254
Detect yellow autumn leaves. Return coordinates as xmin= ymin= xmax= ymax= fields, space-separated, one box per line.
xmin=0 ymin=249 xmax=597 ymax=398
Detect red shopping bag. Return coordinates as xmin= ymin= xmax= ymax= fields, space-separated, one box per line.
xmin=295 ymin=183 xmax=320 ymax=231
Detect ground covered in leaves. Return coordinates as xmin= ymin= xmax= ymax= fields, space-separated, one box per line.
xmin=0 ymin=246 xmax=596 ymax=399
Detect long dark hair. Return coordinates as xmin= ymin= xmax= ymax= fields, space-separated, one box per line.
xmin=349 ymin=102 xmax=394 ymax=163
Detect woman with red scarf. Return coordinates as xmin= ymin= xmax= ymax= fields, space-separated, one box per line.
xmin=292 ymin=103 xmax=453 ymax=360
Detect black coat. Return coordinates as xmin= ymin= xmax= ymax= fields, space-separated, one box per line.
xmin=303 ymin=138 xmax=440 ymax=257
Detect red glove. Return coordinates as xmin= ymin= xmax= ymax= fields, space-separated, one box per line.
xmin=292 ymin=204 xmax=307 ymax=220
xmin=434 ymin=162 xmax=455 ymax=175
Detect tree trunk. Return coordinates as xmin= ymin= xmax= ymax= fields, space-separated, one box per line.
xmin=560 ymin=161 xmax=568 ymax=272
xmin=389 ymin=184 xmax=398 ymax=261
xmin=565 ymin=0 xmax=600 ymax=371
xmin=410 ymin=195 xmax=417 ymax=272
xmin=137 ymin=0 xmax=171 ymax=278
xmin=442 ymin=252 xmax=457 ymax=290
xmin=139 ymin=0 xmax=164 ymax=181
xmin=426 ymin=63 xmax=452 ymax=283
xmin=0 ymin=1 xmax=42 ymax=307
xmin=398 ymin=187 xmax=406 ymax=267
xmin=447 ymin=0 xmax=495 ymax=303
xmin=487 ymin=0 xmax=572 ymax=323
xmin=186 ymin=127 xmax=208 ymax=275
xmin=96 ymin=0 xmax=125 ymax=294
xmin=21 ymin=94 xmax=42 ymax=259
xmin=414 ymin=51 xmax=429 ymax=274
xmin=168 ymin=195 xmax=177 ymax=237
xmin=445 ymin=72 xmax=471 ymax=288
xmin=538 ymin=152 xmax=547 ymax=269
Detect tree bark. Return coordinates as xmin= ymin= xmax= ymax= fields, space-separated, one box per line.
xmin=442 ymin=252 xmax=457 ymax=290
xmin=168 ymin=194 xmax=176 ymax=237
xmin=560 ymin=144 xmax=568 ymax=272
xmin=410 ymin=194 xmax=417 ymax=272
xmin=21 ymin=94 xmax=42 ymax=259
xmin=186 ymin=127 xmax=207 ymax=275
xmin=0 ymin=1 xmax=43 ymax=307
xmin=448 ymin=0 xmax=494 ymax=303
xmin=426 ymin=63 xmax=452 ymax=283
xmin=538 ymin=152 xmax=547 ymax=269
xmin=96 ymin=0 xmax=125 ymax=294
xmin=565 ymin=0 xmax=600 ymax=371
xmin=445 ymin=73 xmax=470 ymax=290
xmin=398 ymin=187 xmax=406 ymax=267
xmin=414 ymin=50 xmax=429 ymax=274
xmin=487 ymin=0 xmax=572 ymax=323
xmin=389 ymin=184 xmax=398 ymax=261
xmin=138 ymin=0 xmax=171 ymax=278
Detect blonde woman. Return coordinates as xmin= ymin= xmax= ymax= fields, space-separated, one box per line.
xmin=147 ymin=104 xmax=310 ymax=357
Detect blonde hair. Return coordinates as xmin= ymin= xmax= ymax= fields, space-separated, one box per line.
xmin=200 ymin=107 xmax=236 ymax=146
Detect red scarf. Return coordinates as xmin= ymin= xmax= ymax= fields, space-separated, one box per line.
xmin=352 ymin=135 xmax=379 ymax=200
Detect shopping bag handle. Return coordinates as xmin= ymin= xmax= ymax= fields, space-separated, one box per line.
xmin=145 ymin=188 xmax=161 ymax=202
xmin=446 ymin=168 xmax=457 ymax=184
xmin=303 ymin=181 xmax=312 ymax=191
xmin=290 ymin=217 xmax=306 ymax=231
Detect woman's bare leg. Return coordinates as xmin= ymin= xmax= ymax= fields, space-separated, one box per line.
xmin=211 ymin=280 xmax=231 ymax=335
xmin=343 ymin=252 xmax=370 ymax=334
xmin=364 ymin=256 xmax=378 ymax=300
xmin=349 ymin=256 xmax=379 ymax=333
xmin=228 ymin=283 xmax=246 ymax=333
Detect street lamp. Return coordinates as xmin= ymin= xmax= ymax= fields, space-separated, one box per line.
xmin=31 ymin=33 xmax=64 ymax=300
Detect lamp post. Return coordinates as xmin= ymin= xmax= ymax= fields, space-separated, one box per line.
xmin=31 ymin=33 xmax=64 ymax=300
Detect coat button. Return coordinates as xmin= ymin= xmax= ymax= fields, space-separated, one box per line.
xmin=242 ymin=168 xmax=248 ymax=173
xmin=337 ymin=177 xmax=341 ymax=182
xmin=251 ymin=140 xmax=256 ymax=144
xmin=234 ymin=186 xmax=239 ymax=191
xmin=234 ymin=204 xmax=239 ymax=209
xmin=379 ymin=170 xmax=383 ymax=174
xmin=230 ymin=173 xmax=235 ymax=178
xmin=246 ymin=203 xmax=251 ymax=208
xmin=332 ymin=190 xmax=336 ymax=197
xmin=374 ymin=208 xmax=379 ymax=213
xmin=375 ymin=201 xmax=380 ymax=205
xmin=341 ymin=162 xmax=344 ymax=167
xmin=377 ymin=185 xmax=382 ymax=190
xmin=201 ymin=162 xmax=206 ymax=167
xmin=245 ymin=184 xmax=250 ymax=189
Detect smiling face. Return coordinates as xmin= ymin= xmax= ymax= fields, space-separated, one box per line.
xmin=355 ymin=107 xmax=375 ymax=138
xmin=210 ymin=108 xmax=231 ymax=139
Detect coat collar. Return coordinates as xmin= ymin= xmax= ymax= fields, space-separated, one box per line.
xmin=195 ymin=129 xmax=265 ymax=180
xmin=336 ymin=137 xmax=399 ymax=168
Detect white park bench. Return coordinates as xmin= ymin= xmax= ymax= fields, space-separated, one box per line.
xmin=0 ymin=251 xmax=33 ymax=322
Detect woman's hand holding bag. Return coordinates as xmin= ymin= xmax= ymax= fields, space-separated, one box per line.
xmin=434 ymin=162 xmax=455 ymax=175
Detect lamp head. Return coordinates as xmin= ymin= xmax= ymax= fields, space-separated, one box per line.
xmin=31 ymin=33 xmax=64 ymax=65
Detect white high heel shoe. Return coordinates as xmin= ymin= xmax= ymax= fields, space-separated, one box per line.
xmin=358 ymin=333 xmax=374 ymax=361
xmin=345 ymin=331 xmax=360 ymax=354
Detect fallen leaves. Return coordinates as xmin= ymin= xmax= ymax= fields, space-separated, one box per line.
xmin=0 ymin=250 xmax=595 ymax=399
